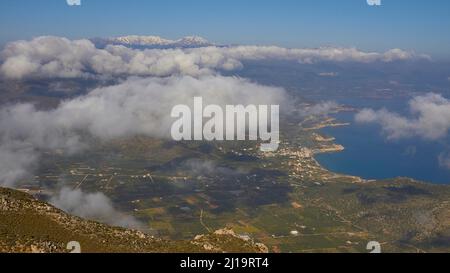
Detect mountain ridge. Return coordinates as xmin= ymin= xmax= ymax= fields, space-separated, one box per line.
xmin=93 ymin=35 xmax=214 ymax=49
xmin=0 ymin=187 xmax=267 ymax=253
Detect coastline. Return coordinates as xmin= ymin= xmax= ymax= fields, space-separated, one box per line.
xmin=310 ymin=120 xmax=449 ymax=186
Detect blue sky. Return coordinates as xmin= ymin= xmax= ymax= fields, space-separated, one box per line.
xmin=1 ymin=0 xmax=449 ymax=57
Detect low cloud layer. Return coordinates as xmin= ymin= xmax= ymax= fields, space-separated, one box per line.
xmin=0 ymin=142 xmax=38 ymax=187
xmin=50 ymin=187 xmax=143 ymax=229
xmin=355 ymin=93 xmax=450 ymax=140
xmin=0 ymin=75 xmax=289 ymax=187
xmin=0 ymin=74 xmax=290 ymax=228
xmin=0 ymin=36 xmax=427 ymax=80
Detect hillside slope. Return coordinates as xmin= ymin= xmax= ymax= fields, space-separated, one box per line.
xmin=0 ymin=187 xmax=267 ymax=253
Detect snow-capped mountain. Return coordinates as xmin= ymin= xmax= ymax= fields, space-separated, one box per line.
xmin=93 ymin=35 xmax=214 ymax=49
xmin=174 ymin=36 xmax=211 ymax=47
xmin=112 ymin=35 xmax=174 ymax=46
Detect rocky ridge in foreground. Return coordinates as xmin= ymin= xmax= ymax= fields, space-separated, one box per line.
xmin=0 ymin=187 xmax=267 ymax=253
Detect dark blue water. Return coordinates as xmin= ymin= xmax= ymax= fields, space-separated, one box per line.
xmin=314 ymin=97 xmax=450 ymax=184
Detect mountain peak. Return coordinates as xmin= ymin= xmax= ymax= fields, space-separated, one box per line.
xmin=101 ymin=35 xmax=213 ymax=48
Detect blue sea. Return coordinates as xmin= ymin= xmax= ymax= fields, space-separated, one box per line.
xmin=314 ymin=97 xmax=450 ymax=184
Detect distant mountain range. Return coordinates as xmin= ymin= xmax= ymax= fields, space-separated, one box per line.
xmin=92 ymin=35 xmax=214 ymax=49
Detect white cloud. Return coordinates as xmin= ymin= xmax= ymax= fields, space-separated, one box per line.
xmin=0 ymin=74 xmax=293 ymax=229
xmin=355 ymin=93 xmax=450 ymax=140
xmin=0 ymin=75 xmax=290 ymax=187
xmin=0 ymin=72 xmax=294 ymax=230
xmin=50 ymin=187 xmax=143 ymax=229
xmin=0 ymin=36 xmax=428 ymax=80
xmin=222 ymin=46 xmax=422 ymax=64
xmin=0 ymin=142 xmax=38 ymax=187
xmin=299 ymin=101 xmax=339 ymax=117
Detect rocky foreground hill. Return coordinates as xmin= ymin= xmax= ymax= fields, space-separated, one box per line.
xmin=0 ymin=187 xmax=268 ymax=253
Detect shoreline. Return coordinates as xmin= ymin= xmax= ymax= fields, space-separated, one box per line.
xmin=310 ymin=122 xmax=449 ymax=186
